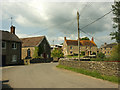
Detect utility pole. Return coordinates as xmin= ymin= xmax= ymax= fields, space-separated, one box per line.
xmin=77 ymin=11 xmax=80 ymax=61
xmin=10 ymin=17 xmax=13 ymax=26
xmin=53 ymin=40 xmax=54 ymax=50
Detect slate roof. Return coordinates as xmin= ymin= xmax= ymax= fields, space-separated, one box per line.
xmin=102 ymin=43 xmax=117 ymax=48
xmin=20 ymin=36 xmax=45 ymax=47
xmin=1 ymin=30 xmax=21 ymax=42
xmin=65 ymin=40 xmax=97 ymax=46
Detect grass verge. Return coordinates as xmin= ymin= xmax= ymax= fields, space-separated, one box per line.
xmin=56 ymin=65 xmax=120 ymax=84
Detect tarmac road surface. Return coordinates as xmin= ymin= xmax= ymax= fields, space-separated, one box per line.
xmin=2 ymin=63 xmax=118 ymax=88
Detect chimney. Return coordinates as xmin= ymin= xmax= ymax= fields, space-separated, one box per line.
xmin=10 ymin=25 xmax=15 ymax=34
xmin=91 ymin=37 xmax=94 ymax=41
xmin=64 ymin=37 xmax=66 ymax=41
xmin=104 ymin=42 xmax=107 ymax=46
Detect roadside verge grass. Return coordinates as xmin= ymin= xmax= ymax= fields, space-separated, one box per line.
xmin=56 ymin=65 xmax=120 ymax=84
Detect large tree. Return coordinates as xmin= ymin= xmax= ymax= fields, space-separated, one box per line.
xmin=110 ymin=1 xmax=120 ymax=43
xmin=110 ymin=0 xmax=120 ymax=61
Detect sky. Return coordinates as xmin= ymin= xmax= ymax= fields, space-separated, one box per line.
xmin=0 ymin=0 xmax=117 ymax=47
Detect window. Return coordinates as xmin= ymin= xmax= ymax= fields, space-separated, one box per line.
xmin=47 ymin=54 xmax=49 ymax=58
xmin=41 ymin=54 xmax=43 ymax=57
xmin=70 ymin=46 xmax=72 ymax=49
xmin=70 ymin=51 xmax=73 ymax=54
xmin=27 ymin=48 xmax=31 ymax=57
xmin=12 ymin=43 xmax=17 ymax=49
xmin=12 ymin=55 xmax=17 ymax=62
xmin=2 ymin=41 xmax=6 ymax=49
xmin=104 ymin=47 xmax=106 ymax=50
xmin=105 ymin=51 xmax=106 ymax=53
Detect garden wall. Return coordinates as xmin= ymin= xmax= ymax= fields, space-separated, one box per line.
xmin=59 ymin=58 xmax=120 ymax=77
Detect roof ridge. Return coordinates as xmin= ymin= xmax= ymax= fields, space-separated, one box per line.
xmin=20 ymin=36 xmax=45 ymax=39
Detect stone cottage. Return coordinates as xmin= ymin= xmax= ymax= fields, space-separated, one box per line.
xmin=99 ymin=43 xmax=117 ymax=57
xmin=21 ymin=36 xmax=51 ymax=60
xmin=62 ymin=37 xmax=98 ymax=56
xmin=1 ymin=26 xmax=22 ymax=66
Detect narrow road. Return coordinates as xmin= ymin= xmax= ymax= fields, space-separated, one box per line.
xmin=2 ymin=63 xmax=118 ymax=88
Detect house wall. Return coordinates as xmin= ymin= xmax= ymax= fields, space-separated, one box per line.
xmin=39 ymin=37 xmax=51 ymax=59
xmin=99 ymin=47 xmax=112 ymax=57
xmin=2 ymin=40 xmax=21 ymax=65
xmin=21 ymin=37 xmax=51 ymax=59
xmin=62 ymin=42 xmax=98 ymax=56
xmin=22 ymin=47 xmax=35 ymax=59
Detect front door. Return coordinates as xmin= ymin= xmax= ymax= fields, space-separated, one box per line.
xmin=43 ymin=53 xmax=46 ymax=59
xmin=2 ymin=55 xmax=6 ymax=66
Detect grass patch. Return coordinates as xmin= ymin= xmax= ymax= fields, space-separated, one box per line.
xmin=56 ymin=65 xmax=120 ymax=83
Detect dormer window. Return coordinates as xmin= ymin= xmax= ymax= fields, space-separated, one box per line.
xmin=12 ymin=43 xmax=17 ymax=49
xmin=2 ymin=41 xmax=6 ymax=49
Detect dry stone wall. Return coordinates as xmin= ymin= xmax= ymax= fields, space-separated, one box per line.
xmin=59 ymin=58 xmax=120 ymax=77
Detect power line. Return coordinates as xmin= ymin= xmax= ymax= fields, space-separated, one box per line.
xmin=80 ymin=10 xmax=112 ymax=30
xmin=28 ymin=17 xmax=76 ymax=36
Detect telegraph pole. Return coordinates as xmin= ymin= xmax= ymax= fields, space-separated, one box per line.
xmin=10 ymin=17 xmax=13 ymax=26
xmin=77 ymin=11 xmax=80 ymax=61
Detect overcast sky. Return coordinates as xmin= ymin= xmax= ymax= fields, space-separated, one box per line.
xmin=0 ymin=0 xmax=116 ymax=47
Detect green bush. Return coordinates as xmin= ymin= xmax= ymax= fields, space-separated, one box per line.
xmin=97 ymin=52 xmax=105 ymax=59
xmin=51 ymin=48 xmax=64 ymax=58
xmin=110 ymin=44 xmax=120 ymax=61
xmin=81 ymin=51 xmax=85 ymax=56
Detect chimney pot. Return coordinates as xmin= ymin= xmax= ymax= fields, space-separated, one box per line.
xmin=64 ymin=37 xmax=66 ymax=41
xmin=91 ymin=37 xmax=94 ymax=41
xmin=10 ymin=25 xmax=15 ymax=34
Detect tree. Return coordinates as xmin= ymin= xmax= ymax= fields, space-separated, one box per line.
xmin=51 ymin=48 xmax=64 ymax=58
xmin=81 ymin=37 xmax=90 ymax=40
xmin=97 ymin=52 xmax=105 ymax=59
xmin=110 ymin=1 xmax=120 ymax=43
xmin=110 ymin=45 xmax=120 ymax=61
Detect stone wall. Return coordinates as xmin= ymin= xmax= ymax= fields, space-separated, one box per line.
xmin=59 ymin=58 xmax=119 ymax=77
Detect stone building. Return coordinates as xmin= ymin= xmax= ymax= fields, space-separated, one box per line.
xmin=99 ymin=43 xmax=117 ymax=57
xmin=21 ymin=36 xmax=51 ymax=60
xmin=1 ymin=26 xmax=22 ymax=66
xmin=62 ymin=37 xmax=98 ymax=56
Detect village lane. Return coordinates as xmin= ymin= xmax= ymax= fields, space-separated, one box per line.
xmin=2 ymin=63 xmax=118 ymax=88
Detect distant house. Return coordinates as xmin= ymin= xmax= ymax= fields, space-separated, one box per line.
xmin=62 ymin=37 xmax=98 ymax=56
xmin=99 ymin=43 xmax=117 ymax=57
xmin=1 ymin=26 xmax=22 ymax=66
xmin=51 ymin=44 xmax=63 ymax=51
xmin=21 ymin=36 xmax=51 ymax=60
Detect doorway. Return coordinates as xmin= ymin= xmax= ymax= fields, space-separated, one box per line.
xmin=2 ymin=55 xmax=6 ymax=66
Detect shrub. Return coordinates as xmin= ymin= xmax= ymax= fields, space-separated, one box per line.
xmin=109 ymin=44 xmax=120 ymax=61
xmin=51 ymin=48 xmax=64 ymax=58
xmin=81 ymin=51 xmax=85 ymax=56
xmin=97 ymin=52 xmax=105 ymax=59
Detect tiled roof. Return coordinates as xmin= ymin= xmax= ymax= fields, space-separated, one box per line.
xmin=1 ymin=30 xmax=21 ymax=42
xmin=20 ymin=36 xmax=45 ymax=47
xmin=66 ymin=40 xmax=97 ymax=46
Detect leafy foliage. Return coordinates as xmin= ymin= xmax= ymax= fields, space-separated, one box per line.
xmin=51 ymin=48 xmax=64 ymax=58
xmin=81 ymin=51 xmax=85 ymax=56
xmin=33 ymin=46 xmax=44 ymax=58
xmin=97 ymin=52 xmax=105 ymax=59
xmin=81 ymin=37 xmax=90 ymax=40
xmin=110 ymin=44 xmax=120 ymax=61
xmin=110 ymin=1 xmax=120 ymax=43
